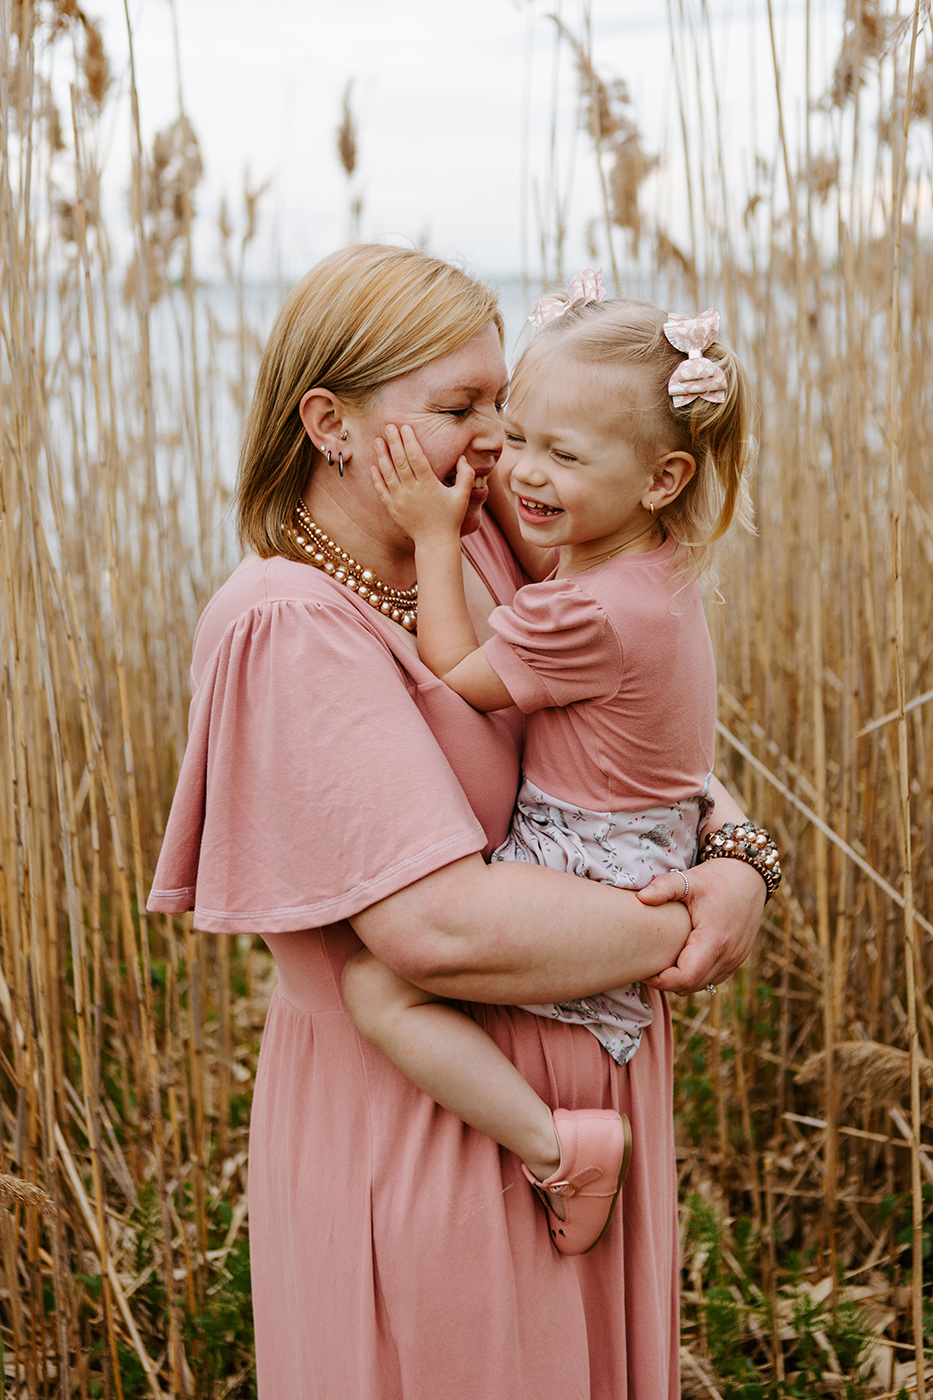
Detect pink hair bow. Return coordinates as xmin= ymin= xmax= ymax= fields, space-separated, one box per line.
xmin=529 ymin=268 xmax=606 ymax=328
xmin=663 ymin=307 xmax=727 ymax=408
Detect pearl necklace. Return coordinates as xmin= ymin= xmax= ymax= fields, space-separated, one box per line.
xmin=291 ymin=501 xmax=419 ymax=632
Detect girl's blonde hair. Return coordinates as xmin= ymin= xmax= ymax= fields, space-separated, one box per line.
xmin=238 ymin=243 xmax=503 ymax=559
xmin=516 ymin=297 xmax=754 ymax=576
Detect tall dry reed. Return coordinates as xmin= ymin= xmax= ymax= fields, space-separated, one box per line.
xmin=526 ymin=2 xmax=931 ymax=1391
xmin=0 ymin=0 xmax=930 ymax=1396
xmin=1 ymin=3 xmax=267 ymax=1395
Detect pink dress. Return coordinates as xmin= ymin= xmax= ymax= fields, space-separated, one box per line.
xmin=148 ymin=517 xmax=679 ymax=1400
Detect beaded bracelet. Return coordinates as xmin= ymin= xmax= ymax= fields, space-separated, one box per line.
xmin=698 ymin=821 xmax=782 ymax=902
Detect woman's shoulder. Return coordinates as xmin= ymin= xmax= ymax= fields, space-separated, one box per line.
xmin=191 ymin=555 xmax=387 ymax=683
xmin=205 ymin=552 xmax=348 ymax=612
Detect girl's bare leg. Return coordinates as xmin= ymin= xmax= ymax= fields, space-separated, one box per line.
xmin=342 ymin=948 xmax=561 ymax=1182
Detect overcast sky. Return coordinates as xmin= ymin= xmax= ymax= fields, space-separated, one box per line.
xmin=70 ymin=0 xmax=828 ymax=282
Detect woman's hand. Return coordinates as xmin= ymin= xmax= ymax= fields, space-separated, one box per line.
xmin=373 ymin=423 xmax=474 ymax=545
xmin=638 ymin=858 xmax=765 ymax=995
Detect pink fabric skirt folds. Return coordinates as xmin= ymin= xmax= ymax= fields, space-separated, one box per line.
xmin=251 ymin=926 xmax=679 ymax=1400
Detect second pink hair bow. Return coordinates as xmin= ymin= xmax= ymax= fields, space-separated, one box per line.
xmin=663 ymin=308 xmax=727 ymax=408
xmin=529 ymin=268 xmax=606 ymax=328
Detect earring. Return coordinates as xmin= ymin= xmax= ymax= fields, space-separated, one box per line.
xmin=338 ymin=452 xmax=344 ymax=477
xmin=326 ymin=450 xmax=333 ymax=466
xmin=648 ymin=502 xmax=655 ymax=515
xmin=340 ymin=430 xmax=348 ymax=442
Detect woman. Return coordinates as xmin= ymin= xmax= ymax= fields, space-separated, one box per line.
xmin=148 ymin=244 xmax=766 ymax=1399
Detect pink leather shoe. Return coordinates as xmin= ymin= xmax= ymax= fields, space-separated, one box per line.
xmin=522 ymin=1107 xmax=632 ymax=1255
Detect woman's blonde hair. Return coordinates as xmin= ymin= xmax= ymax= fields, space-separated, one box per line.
xmin=238 ymin=243 xmax=503 ymax=559
xmin=515 ymin=298 xmax=755 ymax=576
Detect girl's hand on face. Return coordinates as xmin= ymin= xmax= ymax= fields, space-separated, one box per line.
xmin=638 ymin=859 xmax=765 ymax=995
xmin=372 ymin=424 xmax=475 ymax=546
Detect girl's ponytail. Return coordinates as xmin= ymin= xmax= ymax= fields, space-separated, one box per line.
xmin=671 ymin=336 xmax=755 ymax=569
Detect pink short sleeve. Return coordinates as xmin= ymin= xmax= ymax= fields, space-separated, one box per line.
xmin=482 ymin=577 xmax=622 ymax=713
xmin=147 ymin=598 xmax=486 ymax=933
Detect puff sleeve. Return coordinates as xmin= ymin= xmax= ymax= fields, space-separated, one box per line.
xmin=147 ymin=598 xmax=487 ymax=933
xmin=482 ymin=577 xmax=622 ymax=713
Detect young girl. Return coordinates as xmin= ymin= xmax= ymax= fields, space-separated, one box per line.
xmin=341 ymin=279 xmax=764 ymax=1255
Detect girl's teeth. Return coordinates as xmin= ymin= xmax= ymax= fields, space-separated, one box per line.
xmin=521 ymin=498 xmax=560 ymax=515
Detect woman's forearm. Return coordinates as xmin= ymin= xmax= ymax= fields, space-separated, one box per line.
xmin=350 ymin=853 xmax=691 ymax=1003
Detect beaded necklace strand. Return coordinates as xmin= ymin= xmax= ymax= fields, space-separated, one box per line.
xmin=292 ymin=500 xmax=419 ymax=632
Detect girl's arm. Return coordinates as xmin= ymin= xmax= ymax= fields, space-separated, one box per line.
xmin=373 ymin=425 xmax=516 ymax=712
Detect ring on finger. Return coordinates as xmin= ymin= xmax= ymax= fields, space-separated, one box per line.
xmin=675 ymin=870 xmax=690 ymax=899
xmin=706 ymin=983 xmax=717 ymax=995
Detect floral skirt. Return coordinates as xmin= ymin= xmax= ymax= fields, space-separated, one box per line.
xmin=491 ymin=776 xmax=711 ymax=1066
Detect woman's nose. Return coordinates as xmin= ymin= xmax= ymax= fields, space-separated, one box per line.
xmin=470 ymin=406 xmax=504 ymax=453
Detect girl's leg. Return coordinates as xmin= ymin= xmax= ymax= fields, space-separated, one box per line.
xmin=342 ymin=948 xmax=560 ymax=1181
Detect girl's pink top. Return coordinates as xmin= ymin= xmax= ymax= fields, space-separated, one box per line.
xmin=146 ymin=516 xmax=681 ymax=1400
xmin=483 ymin=534 xmax=715 ymax=811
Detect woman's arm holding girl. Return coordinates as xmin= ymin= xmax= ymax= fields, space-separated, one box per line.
xmin=351 ymin=850 xmax=692 ymax=1004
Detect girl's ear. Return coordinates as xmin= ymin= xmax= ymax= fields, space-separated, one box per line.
xmin=299 ymin=387 xmax=345 ymax=446
xmin=643 ymin=450 xmax=696 ymax=512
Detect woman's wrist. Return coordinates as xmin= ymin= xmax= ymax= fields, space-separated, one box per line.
xmin=697 ymin=777 xmax=780 ymax=901
xmin=698 ymin=821 xmax=781 ymax=902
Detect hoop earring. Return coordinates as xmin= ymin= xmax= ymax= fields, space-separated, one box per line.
xmin=338 ymin=452 xmax=344 ymax=478
xmin=648 ymin=502 xmax=655 ymax=515
xmin=326 ymin=450 xmax=333 ymax=466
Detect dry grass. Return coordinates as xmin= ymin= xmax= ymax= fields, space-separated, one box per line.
xmin=1 ymin=5 xmax=265 ymax=1395
xmin=0 ymin=0 xmax=930 ymax=1396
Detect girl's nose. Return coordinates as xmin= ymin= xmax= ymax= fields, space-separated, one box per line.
xmin=510 ymin=454 xmax=547 ymax=487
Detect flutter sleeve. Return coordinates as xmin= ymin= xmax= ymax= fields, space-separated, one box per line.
xmin=147 ymin=598 xmax=487 ymax=933
xmin=482 ymin=576 xmax=622 ymax=713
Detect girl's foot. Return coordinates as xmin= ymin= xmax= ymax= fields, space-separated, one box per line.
xmin=521 ymin=1107 xmax=632 ymax=1255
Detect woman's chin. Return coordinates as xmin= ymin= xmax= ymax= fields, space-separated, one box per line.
xmin=459 ymin=501 xmax=487 ymax=537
